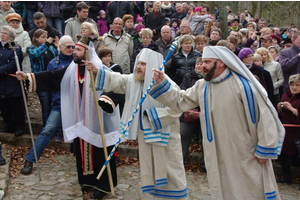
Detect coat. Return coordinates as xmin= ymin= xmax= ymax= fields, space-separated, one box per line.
xmin=170 ymin=48 xmax=201 ymax=86
xmin=0 ymin=7 xmax=15 ymax=29
xmin=145 ymin=11 xmax=165 ymax=40
xmin=11 ymin=1 xmax=27 ymax=24
xmin=102 ymin=30 xmax=133 ymax=74
xmin=97 ymin=18 xmax=108 ymax=36
xmin=28 ymin=24 xmax=61 ymax=41
xmin=155 ymin=37 xmax=177 ymax=72
xmin=0 ymin=42 xmax=23 ymax=98
xmin=37 ymin=1 xmax=66 ymax=18
xmin=106 ymin=1 xmax=134 ymax=26
xmin=14 ymin=25 xmax=31 ymax=73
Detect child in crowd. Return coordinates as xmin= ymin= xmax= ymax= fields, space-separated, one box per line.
xmin=136 ymin=16 xmax=144 ymax=25
xmin=123 ymin=14 xmax=135 ymax=36
xmin=97 ymin=10 xmax=108 ymax=36
xmin=189 ymin=7 xmax=210 ymax=34
xmin=171 ymin=18 xmax=180 ymax=38
xmin=165 ymin=17 xmax=170 ymax=26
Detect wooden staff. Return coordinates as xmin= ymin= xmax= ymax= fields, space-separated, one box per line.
xmin=9 ymin=41 xmax=41 ymax=181
xmin=85 ymin=49 xmax=115 ymax=196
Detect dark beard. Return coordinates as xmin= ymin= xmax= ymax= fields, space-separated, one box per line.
xmin=203 ymin=61 xmax=217 ymax=81
xmin=73 ymin=58 xmax=83 ymax=65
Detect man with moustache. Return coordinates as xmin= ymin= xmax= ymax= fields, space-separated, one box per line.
xmin=16 ymin=37 xmax=121 ymax=199
xmin=87 ymin=48 xmax=188 ymax=199
xmin=151 ymin=46 xmax=285 ymax=199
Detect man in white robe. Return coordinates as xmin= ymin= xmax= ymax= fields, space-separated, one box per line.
xmin=151 ymin=46 xmax=285 ymax=200
xmin=86 ymin=48 xmax=188 ymax=199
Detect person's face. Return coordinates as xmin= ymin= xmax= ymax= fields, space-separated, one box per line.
xmin=254 ymin=60 xmax=262 ymax=66
xmin=101 ymin=54 xmax=112 ymax=66
xmin=272 ymin=39 xmax=278 ymax=45
xmin=101 ymin=13 xmax=106 ymax=19
xmin=188 ymin=7 xmax=193 ymax=15
xmin=154 ymin=4 xmax=160 ymax=12
xmin=80 ymin=25 xmax=91 ymax=36
xmin=230 ymin=31 xmax=238 ymax=38
xmin=0 ymin=29 xmax=11 ymax=42
xmin=147 ymin=6 xmax=153 ymax=13
xmin=240 ymin=14 xmax=245 ymax=20
xmin=202 ymin=59 xmax=223 ymax=81
xmin=203 ymin=22 xmax=208 ymax=30
xmin=231 ymin=21 xmax=238 ymax=28
xmin=60 ymin=40 xmax=74 ymax=56
xmin=196 ymin=42 xmax=206 ymax=52
xmin=172 ymin=21 xmax=178 ymax=28
xmin=210 ymin=31 xmax=220 ymax=41
xmin=262 ymin=31 xmax=271 ymax=36
xmin=195 ymin=61 xmax=203 ymax=73
xmin=35 ymin=33 xmax=48 ymax=45
xmin=248 ymin=30 xmax=255 ymax=39
xmin=182 ymin=4 xmax=187 ymax=11
xmin=125 ymin=19 xmax=134 ymax=28
xmin=0 ymin=1 xmax=11 ymax=11
xmin=34 ymin=17 xmax=47 ymax=29
xmin=77 ymin=8 xmax=89 ymax=20
xmin=274 ymin=28 xmax=280 ymax=35
xmin=268 ymin=48 xmax=278 ymax=60
xmin=161 ymin=28 xmax=171 ymax=41
xmin=135 ymin=61 xmax=147 ymax=81
xmin=293 ymin=35 xmax=300 ymax=48
xmin=290 ymin=82 xmax=300 ymax=95
xmin=242 ymin=54 xmax=253 ymax=64
xmin=180 ymin=22 xmax=190 ymax=35
xmin=260 ymin=52 xmax=269 ymax=63
xmin=227 ymin=40 xmax=236 ymax=51
xmin=258 ymin=21 xmax=265 ymax=29
xmin=200 ymin=8 xmax=208 ymax=15
xmin=247 ymin=24 xmax=254 ymax=30
xmin=176 ymin=5 xmax=182 ymax=13
xmin=73 ymin=45 xmax=86 ymax=64
xmin=211 ymin=22 xmax=217 ymax=29
xmin=141 ymin=34 xmax=151 ymax=46
xmin=261 ymin=39 xmax=271 ymax=48
xmin=8 ymin=20 xmax=20 ymax=29
xmin=112 ymin=19 xmax=123 ymax=33
xmin=181 ymin=40 xmax=192 ymax=52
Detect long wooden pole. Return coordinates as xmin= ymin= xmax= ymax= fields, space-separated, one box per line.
xmin=86 ymin=51 xmax=115 ymax=196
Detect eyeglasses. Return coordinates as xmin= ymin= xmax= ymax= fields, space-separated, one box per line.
xmin=64 ymin=45 xmax=75 ymax=49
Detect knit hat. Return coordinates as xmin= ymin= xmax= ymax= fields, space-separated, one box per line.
xmin=171 ymin=18 xmax=180 ymax=26
xmin=98 ymin=10 xmax=106 ymax=16
xmin=270 ymin=34 xmax=281 ymax=44
xmin=194 ymin=7 xmax=201 ymax=12
xmin=136 ymin=16 xmax=143 ymax=23
xmin=135 ymin=24 xmax=145 ymax=32
xmin=5 ymin=13 xmax=22 ymax=23
xmin=238 ymin=48 xmax=253 ymax=60
xmin=289 ymin=74 xmax=300 ymax=84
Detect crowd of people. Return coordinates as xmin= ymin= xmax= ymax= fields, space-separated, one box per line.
xmin=0 ymin=1 xmax=300 ymax=199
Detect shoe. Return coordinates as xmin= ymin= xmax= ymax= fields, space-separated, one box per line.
xmin=90 ymin=190 xmax=106 ymax=199
xmin=81 ymin=185 xmax=93 ymax=192
xmin=0 ymin=155 xmax=6 ymax=165
xmin=0 ymin=126 xmax=14 ymax=133
xmin=15 ymin=130 xmax=24 ymax=137
xmin=20 ymin=160 xmax=33 ymax=174
xmin=55 ymin=136 xmax=63 ymax=143
xmin=276 ymin=177 xmax=292 ymax=184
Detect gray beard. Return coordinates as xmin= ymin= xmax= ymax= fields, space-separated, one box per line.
xmin=134 ymin=73 xmax=145 ymax=81
xmin=203 ymin=61 xmax=217 ymax=81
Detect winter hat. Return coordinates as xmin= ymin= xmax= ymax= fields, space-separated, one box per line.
xmin=238 ymin=48 xmax=253 ymax=60
xmin=165 ymin=17 xmax=170 ymax=22
xmin=171 ymin=18 xmax=180 ymax=26
xmin=194 ymin=7 xmax=201 ymax=12
xmin=98 ymin=10 xmax=106 ymax=16
xmin=135 ymin=24 xmax=145 ymax=32
xmin=5 ymin=13 xmax=22 ymax=23
xmin=270 ymin=34 xmax=281 ymax=44
xmin=136 ymin=16 xmax=143 ymax=23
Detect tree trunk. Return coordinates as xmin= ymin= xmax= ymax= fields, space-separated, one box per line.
xmin=298 ymin=2 xmax=300 ymax=28
xmin=208 ymin=1 xmax=215 ymax=17
xmin=232 ymin=2 xmax=238 ymax=15
xmin=219 ymin=1 xmax=228 ymax=40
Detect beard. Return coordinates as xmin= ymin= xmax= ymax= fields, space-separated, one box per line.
xmin=73 ymin=54 xmax=85 ymax=65
xmin=203 ymin=61 xmax=217 ymax=81
xmin=134 ymin=73 xmax=145 ymax=81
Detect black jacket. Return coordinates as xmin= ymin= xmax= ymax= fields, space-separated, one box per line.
xmin=145 ymin=11 xmax=165 ymax=40
xmin=170 ymin=48 xmax=201 ymax=86
xmin=106 ymin=1 xmax=134 ymax=26
xmin=130 ymin=41 xmax=161 ymax=73
xmin=29 ymin=24 xmax=61 ymax=40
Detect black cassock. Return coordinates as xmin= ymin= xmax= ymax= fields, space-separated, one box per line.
xmin=29 ymin=64 xmax=124 ymax=192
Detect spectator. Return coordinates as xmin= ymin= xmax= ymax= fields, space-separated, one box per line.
xmin=37 ymin=2 xmax=66 ymax=36
xmin=260 ymin=27 xmax=272 ymax=37
xmin=268 ymin=45 xmax=280 ymax=62
xmin=170 ymin=18 xmax=180 ymax=38
xmin=20 ymin=35 xmax=74 ymax=175
xmin=130 ymin=28 xmax=160 ymax=72
xmin=171 ymin=3 xmax=187 ymax=20
xmin=65 ymin=2 xmax=97 ymax=43
xmin=25 ymin=2 xmax=37 ymax=30
xmin=276 ymin=74 xmax=300 ymax=184
xmin=28 ymin=29 xmax=58 ymax=127
xmin=160 ymin=1 xmax=175 ymax=18
xmin=102 ymin=17 xmax=133 ymax=74
xmin=246 ymin=22 xmax=256 ymax=30
xmin=0 ymin=1 xmax=15 ymax=29
xmin=228 ymin=18 xmax=240 ymax=34
xmin=258 ymin=18 xmax=266 ymax=31
xmin=5 ymin=13 xmax=31 ymax=73
xmin=207 ymin=28 xmax=221 ymax=46
xmin=175 ymin=19 xmax=195 ymax=47
xmin=79 ymin=22 xmax=102 ymax=55
xmin=122 ymin=14 xmax=135 ymax=36
xmin=97 ymin=10 xmax=108 ymax=36
xmin=189 ymin=7 xmax=210 ymax=36
xmin=260 ymin=35 xmax=273 ymax=49
xmin=194 ymin=35 xmax=208 ymax=54
xmin=132 ymin=1 xmax=145 ymax=19
xmin=185 ymin=5 xmax=194 ymax=20
xmin=204 ymin=20 xmax=218 ymax=37
xmin=85 ymin=1 xmax=102 ymax=23
xmin=62 ymin=2 xmax=77 ymax=21
xmin=0 ymin=25 xmax=24 ymax=136
xmin=145 ymin=1 xmax=165 ymax=41
xmin=227 ymin=35 xmax=241 ymax=56
xmin=201 ymin=5 xmax=210 ymax=15
xmin=279 ymin=31 xmax=300 ymax=93
xmin=238 ymin=48 xmax=267 ymax=89
xmin=11 ymin=1 xmax=26 ymax=28
xmin=216 ymin=40 xmax=231 ymax=49
xmin=170 ymin=35 xmax=201 ymax=85
xmin=156 ymin=25 xmax=177 ymax=74
xmin=28 ymin=12 xmax=61 ymax=41
xmin=270 ymin=34 xmax=281 ymax=46
xmin=239 ymin=12 xmax=248 ymax=28
xmin=132 ymin=23 xmax=144 ymax=49
xmin=256 ymin=47 xmax=284 ymax=107
xmin=106 ymin=1 xmax=134 ymax=28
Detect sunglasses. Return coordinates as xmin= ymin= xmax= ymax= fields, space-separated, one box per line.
xmin=64 ymin=45 xmax=75 ymax=49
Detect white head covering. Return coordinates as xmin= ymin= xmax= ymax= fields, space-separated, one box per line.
xmin=202 ymin=46 xmax=285 ymax=154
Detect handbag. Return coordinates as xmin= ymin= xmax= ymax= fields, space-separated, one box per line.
xmin=184 ymin=108 xmax=200 ymax=123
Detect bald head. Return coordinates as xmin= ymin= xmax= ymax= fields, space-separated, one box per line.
xmin=112 ymin=17 xmax=124 ymax=35
xmin=161 ymin=25 xmax=172 ymax=42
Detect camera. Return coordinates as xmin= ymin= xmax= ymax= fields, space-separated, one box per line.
xmin=280 ymin=102 xmax=284 ymax=108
